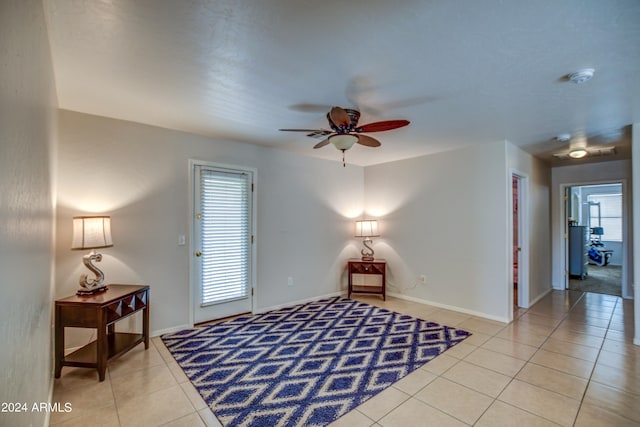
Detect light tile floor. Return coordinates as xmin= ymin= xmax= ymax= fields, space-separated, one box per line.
xmin=50 ymin=290 xmax=638 ymax=426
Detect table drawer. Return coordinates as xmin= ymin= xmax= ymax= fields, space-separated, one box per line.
xmin=350 ymin=262 xmax=385 ymax=275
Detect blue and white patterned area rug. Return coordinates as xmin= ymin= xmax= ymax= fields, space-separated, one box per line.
xmin=162 ymin=297 xmax=471 ymax=427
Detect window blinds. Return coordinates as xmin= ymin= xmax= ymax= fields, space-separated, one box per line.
xmin=199 ymin=168 xmax=251 ymax=306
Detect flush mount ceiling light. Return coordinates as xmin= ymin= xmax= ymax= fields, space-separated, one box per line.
xmin=554 ymin=147 xmax=616 ymax=160
xmin=569 ymin=149 xmax=588 ymax=158
xmin=568 ymin=68 xmax=595 ymax=84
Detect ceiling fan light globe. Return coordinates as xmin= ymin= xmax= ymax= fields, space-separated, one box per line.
xmin=329 ymin=134 xmax=358 ymax=151
xmin=569 ymin=149 xmax=588 ymax=158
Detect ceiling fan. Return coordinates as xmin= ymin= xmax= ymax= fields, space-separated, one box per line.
xmin=279 ymin=106 xmax=410 ymax=166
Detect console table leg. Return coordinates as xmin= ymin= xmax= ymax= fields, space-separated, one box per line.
xmin=143 ymin=305 xmax=150 ymax=349
xmin=54 ymin=306 xmax=63 ymax=378
xmin=97 ymin=311 xmax=107 ymax=381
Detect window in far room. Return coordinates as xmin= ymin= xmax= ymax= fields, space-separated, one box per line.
xmin=587 ymin=193 xmax=622 ymax=242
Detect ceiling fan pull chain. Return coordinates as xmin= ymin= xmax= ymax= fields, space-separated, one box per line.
xmin=342 ymin=149 xmax=346 ymax=167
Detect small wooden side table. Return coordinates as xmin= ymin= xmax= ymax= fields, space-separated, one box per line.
xmin=348 ymin=259 xmax=386 ymax=300
xmin=54 ymin=284 xmax=150 ymax=381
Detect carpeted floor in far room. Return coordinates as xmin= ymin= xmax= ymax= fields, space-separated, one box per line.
xmin=569 ymin=264 xmax=622 ymax=297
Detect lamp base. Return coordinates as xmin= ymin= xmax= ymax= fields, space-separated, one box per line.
xmin=76 ymin=286 xmax=108 ymax=296
xmin=360 ymin=238 xmax=375 ymax=261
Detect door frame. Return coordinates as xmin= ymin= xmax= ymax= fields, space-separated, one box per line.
xmin=559 ymin=180 xmax=629 ymax=298
xmin=187 ymin=159 xmax=258 ymax=326
xmin=509 ymin=170 xmax=530 ymax=314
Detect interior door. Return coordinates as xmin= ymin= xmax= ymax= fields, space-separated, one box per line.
xmin=192 ymin=163 xmax=254 ymax=324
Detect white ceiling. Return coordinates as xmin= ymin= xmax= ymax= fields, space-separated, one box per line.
xmin=43 ymin=0 xmax=640 ymax=166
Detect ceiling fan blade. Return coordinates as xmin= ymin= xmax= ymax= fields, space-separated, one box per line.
xmin=357 ymin=120 xmax=410 ymax=132
xmin=306 ymin=130 xmax=332 ymax=138
xmin=356 ymin=134 xmax=382 ymax=147
xmin=279 ymin=129 xmax=332 ymax=139
xmin=329 ymin=106 xmax=351 ymax=128
xmin=279 ymin=128 xmax=325 ymax=132
xmin=313 ymin=139 xmax=331 ymax=149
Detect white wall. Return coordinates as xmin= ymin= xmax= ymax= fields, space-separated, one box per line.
xmin=55 ymin=111 xmax=363 ymax=344
xmin=551 ymin=160 xmax=633 ymax=296
xmin=364 ymin=141 xmax=511 ymax=321
xmin=506 ymin=143 xmax=552 ymax=306
xmin=0 ymin=1 xmax=58 ymax=425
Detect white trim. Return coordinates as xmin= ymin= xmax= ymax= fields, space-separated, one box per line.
xmin=559 ymin=180 xmax=630 ymax=297
xmin=387 ymin=292 xmax=510 ymax=323
xmin=510 ymin=170 xmax=530 ymax=313
xmin=187 ymin=160 xmax=195 ymax=327
xmin=45 ymin=373 xmax=54 ymax=427
xmin=557 ymin=184 xmax=570 ymax=290
xmin=621 ymin=180 xmax=631 ymax=299
xmin=188 ymin=159 xmax=258 ymax=324
xmin=633 ymin=283 xmax=640 ymax=346
xmin=528 ymin=287 xmax=552 ymax=307
xmin=63 ymin=345 xmax=84 ymax=355
xmin=254 ymin=292 xmax=343 ymax=315
xmin=154 ymin=291 xmax=511 ymax=340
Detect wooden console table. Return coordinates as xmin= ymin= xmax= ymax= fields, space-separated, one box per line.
xmin=348 ymin=259 xmax=386 ymax=300
xmin=55 ymin=284 xmax=149 ymax=381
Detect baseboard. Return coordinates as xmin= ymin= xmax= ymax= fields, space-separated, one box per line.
xmin=152 ymin=324 xmax=192 ymax=337
xmin=387 ymin=292 xmax=510 ymax=323
xmin=255 ymin=291 xmax=343 ymax=314
xmin=44 ymin=373 xmax=54 ymax=427
xmin=64 ymin=345 xmax=84 ymax=355
xmin=527 ymin=288 xmax=552 ymax=308
xmin=155 ymin=294 xmax=345 ymax=335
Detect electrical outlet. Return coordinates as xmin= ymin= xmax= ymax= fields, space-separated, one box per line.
xmin=419 ymin=275 xmax=426 ymax=284
xmin=288 ymin=276 xmax=294 ymax=287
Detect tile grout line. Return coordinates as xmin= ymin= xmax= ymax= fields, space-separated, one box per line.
xmin=569 ymin=297 xmax=639 ymax=426
xmin=106 ymin=367 xmax=124 ymax=427
xmin=469 ymin=292 xmax=588 ymax=426
xmin=468 ymin=301 xmax=555 ymax=426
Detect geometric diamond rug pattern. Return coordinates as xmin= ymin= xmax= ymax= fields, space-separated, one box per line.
xmin=162 ymin=297 xmax=471 ymax=427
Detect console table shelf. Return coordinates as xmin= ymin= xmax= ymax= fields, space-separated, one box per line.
xmin=55 ymin=284 xmax=149 ymax=381
xmin=63 ymin=333 xmax=145 ymax=367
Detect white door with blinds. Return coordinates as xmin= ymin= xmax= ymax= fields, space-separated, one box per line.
xmin=192 ymin=162 xmax=254 ymax=324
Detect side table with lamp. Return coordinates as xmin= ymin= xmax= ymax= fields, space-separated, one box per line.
xmin=349 ymin=219 xmax=386 ymax=300
xmin=55 ymin=216 xmax=149 ymax=381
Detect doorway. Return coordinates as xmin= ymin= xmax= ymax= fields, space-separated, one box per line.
xmin=513 ymin=176 xmax=520 ymax=306
xmin=511 ymin=172 xmax=529 ymax=312
xmin=190 ymin=161 xmax=256 ymax=324
xmin=564 ymin=183 xmax=625 ymax=297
